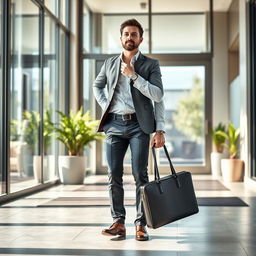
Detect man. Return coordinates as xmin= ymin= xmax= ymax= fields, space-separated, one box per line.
xmin=93 ymin=19 xmax=165 ymax=241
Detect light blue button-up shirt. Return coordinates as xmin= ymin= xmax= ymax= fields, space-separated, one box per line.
xmin=109 ymin=51 xmax=140 ymax=115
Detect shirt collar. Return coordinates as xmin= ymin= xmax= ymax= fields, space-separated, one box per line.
xmin=120 ymin=51 xmax=140 ymax=64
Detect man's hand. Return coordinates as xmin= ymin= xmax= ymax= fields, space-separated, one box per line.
xmin=121 ymin=62 xmax=135 ymax=78
xmin=150 ymin=131 xmax=165 ymax=148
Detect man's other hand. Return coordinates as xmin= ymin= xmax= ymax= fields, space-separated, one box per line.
xmin=150 ymin=131 xmax=165 ymax=148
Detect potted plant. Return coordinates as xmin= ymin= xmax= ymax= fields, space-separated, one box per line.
xmin=210 ymin=123 xmax=227 ymax=177
xmin=55 ymin=107 xmax=104 ymax=184
xmin=217 ymin=123 xmax=244 ymax=182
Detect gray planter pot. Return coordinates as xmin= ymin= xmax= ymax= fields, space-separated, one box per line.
xmin=58 ymin=156 xmax=86 ymax=184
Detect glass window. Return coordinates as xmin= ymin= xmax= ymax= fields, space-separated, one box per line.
xmin=152 ymin=0 xmax=210 ymax=53
xmin=83 ymin=3 xmax=91 ymax=53
xmin=43 ymin=15 xmax=59 ymax=182
xmin=59 ymin=29 xmax=67 ymax=118
xmin=152 ymin=14 xmax=207 ymax=53
xmin=160 ymin=66 xmax=205 ymax=166
xmin=45 ymin=0 xmax=59 ymax=17
xmin=83 ymin=59 xmax=94 ymax=169
xmin=102 ymin=15 xmax=148 ymax=54
xmin=10 ymin=0 xmax=40 ymax=192
xmin=83 ymin=59 xmax=93 ymax=111
xmin=84 ymin=0 xmax=149 ymax=54
xmin=58 ymin=28 xmax=67 ymax=157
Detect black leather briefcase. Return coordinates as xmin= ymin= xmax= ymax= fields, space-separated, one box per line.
xmin=141 ymin=145 xmax=199 ymax=229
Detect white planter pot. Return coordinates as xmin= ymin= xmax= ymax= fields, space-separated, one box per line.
xmin=210 ymin=152 xmax=226 ymax=177
xmin=58 ymin=156 xmax=86 ymax=184
xmin=221 ymin=159 xmax=244 ymax=182
xmin=33 ymin=155 xmax=56 ymax=182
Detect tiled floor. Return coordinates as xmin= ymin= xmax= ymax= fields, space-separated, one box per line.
xmin=0 ymin=175 xmax=256 ymax=256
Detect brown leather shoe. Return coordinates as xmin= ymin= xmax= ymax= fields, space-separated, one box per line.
xmin=102 ymin=222 xmax=126 ymax=237
xmin=135 ymin=225 xmax=149 ymax=241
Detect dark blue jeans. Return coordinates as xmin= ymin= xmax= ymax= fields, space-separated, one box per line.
xmin=103 ymin=115 xmax=150 ymax=226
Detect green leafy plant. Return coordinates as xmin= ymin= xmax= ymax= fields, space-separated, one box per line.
xmin=173 ymin=76 xmax=204 ymax=142
xmin=210 ymin=123 xmax=226 ymax=153
xmin=216 ymin=123 xmax=240 ymax=159
xmin=22 ymin=110 xmax=55 ymax=155
xmin=43 ymin=110 xmax=55 ymax=155
xmin=10 ymin=119 xmax=21 ymax=141
xmin=55 ymin=107 xmax=104 ymax=156
xmin=22 ymin=110 xmax=40 ymax=154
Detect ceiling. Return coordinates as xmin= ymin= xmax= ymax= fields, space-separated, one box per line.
xmin=85 ymin=0 xmax=233 ymax=13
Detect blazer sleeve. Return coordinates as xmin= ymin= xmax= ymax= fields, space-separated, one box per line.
xmin=154 ymin=99 xmax=165 ymax=131
xmin=93 ymin=60 xmax=108 ymax=110
xmin=132 ymin=60 xmax=164 ymax=103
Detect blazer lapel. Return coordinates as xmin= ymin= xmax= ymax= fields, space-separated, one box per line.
xmin=110 ymin=57 xmax=121 ymax=90
xmin=134 ymin=53 xmax=146 ymax=73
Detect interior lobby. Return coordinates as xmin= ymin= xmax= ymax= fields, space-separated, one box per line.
xmin=0 ymin=0 xmax=256 ymax=255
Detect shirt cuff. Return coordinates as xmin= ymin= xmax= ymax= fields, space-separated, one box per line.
xmin=132 ymin=75 xmax=146 ymax=92
xmin=156 ymin=121 xmax=165 ymax=132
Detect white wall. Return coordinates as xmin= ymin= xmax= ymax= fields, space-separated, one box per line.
xmin=239 ymin=0 xmax=250 ymax=180
xmin=212 ymin=12 xmax=229 ymax=128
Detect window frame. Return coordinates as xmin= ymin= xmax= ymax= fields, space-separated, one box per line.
xmin=0 ymin=0 xmax=71 ymax=204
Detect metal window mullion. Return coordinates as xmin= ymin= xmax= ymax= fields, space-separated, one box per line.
xmin=148 ymin=0 xmax=152 ymax=54
xmin=56 ymin=24 xmax=60 ymax=127
xmin=0 ymin=1 xmax=2 ymax=194
xmin=0 ymin=1 xmax=5 ymax=194
xmin=249 ymin=0 xmax=253 ymax=178
xmin=250 ymin=0 xmax=256 ymax=179
xmin=39 ymin=7 xmax=44 ymax=183
xmin=253 ymin=0 xmax=256 ymax=179
xmin=65 ymin=0 xmax=70 ymax=114
xmin=65 ymin=29 xmax=70 ymax=115
xmin=209 ymin=0 xmax=213 ymax=56
xmin=78 ymin=0 xmax=83 ymax=109
xmin=2 ymin=0 xmax=11 ymax=194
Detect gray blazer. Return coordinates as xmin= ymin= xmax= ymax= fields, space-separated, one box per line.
xmin=93 ymin=53 xmax=165 ymax=134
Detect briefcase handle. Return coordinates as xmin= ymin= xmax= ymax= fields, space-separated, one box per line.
xmin=152 ymin=144 xmax=181 ymax=188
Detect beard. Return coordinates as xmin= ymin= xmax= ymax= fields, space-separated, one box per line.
xmin=122 ymin=40 xmax=140 ymax=51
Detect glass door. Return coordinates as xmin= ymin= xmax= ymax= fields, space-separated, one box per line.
xmin=157 ymin=62 xmax=211 ymax=173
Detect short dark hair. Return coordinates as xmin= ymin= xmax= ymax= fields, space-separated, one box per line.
xmin=120 ymin=19 xmax=144 ymax=37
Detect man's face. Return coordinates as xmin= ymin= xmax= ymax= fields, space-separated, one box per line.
xmin=120 ymin=26 xmax=143 ymax=51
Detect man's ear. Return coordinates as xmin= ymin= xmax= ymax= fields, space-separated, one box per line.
xmin=140 ymin=37 xmax=144 ymax=43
